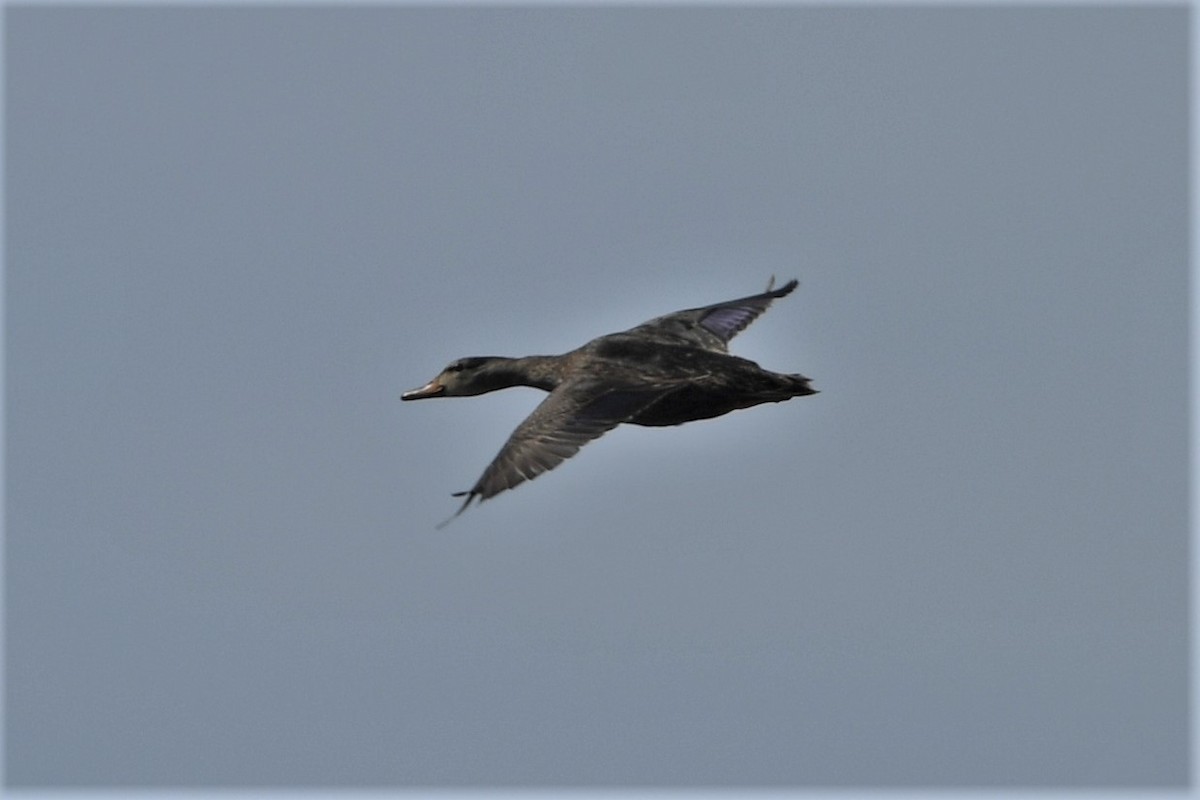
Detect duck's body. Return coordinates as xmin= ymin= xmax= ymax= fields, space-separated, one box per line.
xmin=403 ymin=278 xmax=816 ymax=524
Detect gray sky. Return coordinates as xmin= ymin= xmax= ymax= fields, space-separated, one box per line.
xmin=6 ymin=5 xmax=1188 ymax=790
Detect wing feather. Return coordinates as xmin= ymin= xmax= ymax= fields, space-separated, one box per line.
xmin=628 ymin=278 xmax=799 ymax=351
xmin=439 ymin=384 xmax=661 ymax=527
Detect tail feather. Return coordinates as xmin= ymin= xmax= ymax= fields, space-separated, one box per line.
xmin=786 ymin=373 xmax=817 ymax=397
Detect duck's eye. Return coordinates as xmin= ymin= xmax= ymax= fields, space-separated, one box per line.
xmin=447 ymin=362 xmax=464 ymax=373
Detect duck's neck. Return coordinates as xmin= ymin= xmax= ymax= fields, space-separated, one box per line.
xmin=481 ymin=355 xmax=563 ymax=393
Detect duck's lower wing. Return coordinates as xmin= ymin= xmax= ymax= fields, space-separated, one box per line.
xmin=439 ymin=382 xmax=662 ymax=527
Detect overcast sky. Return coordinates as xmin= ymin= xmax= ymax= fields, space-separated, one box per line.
xmin=6 ymin=5 xmax=1188 ymax=791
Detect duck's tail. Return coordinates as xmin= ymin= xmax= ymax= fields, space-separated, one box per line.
xmin=742 ymin=371 xmax=817 ymax=406
xmin=785 ymin=373 xmax=818 ymax=397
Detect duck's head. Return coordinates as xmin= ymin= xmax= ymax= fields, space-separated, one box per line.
xmin=401 ymin=357 xmax=511 ymax=400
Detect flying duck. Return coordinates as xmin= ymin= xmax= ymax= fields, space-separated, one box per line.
xmin=402 ymin=278 xmax=817 ymax=525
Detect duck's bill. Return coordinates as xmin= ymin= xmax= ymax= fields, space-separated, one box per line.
xmin=401 ymin=380 xmax=445 ymax=400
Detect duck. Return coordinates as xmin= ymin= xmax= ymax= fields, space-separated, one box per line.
xmin=402 ymin=278 xmax=817 ymax=525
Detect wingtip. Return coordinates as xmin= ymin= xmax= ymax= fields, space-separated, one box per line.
xmin=436 ymin=490 xmax=479 ymax=530
xmin=769 ymin=277 xmax=799 ymax=298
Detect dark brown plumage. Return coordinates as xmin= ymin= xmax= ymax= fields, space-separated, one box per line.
xmin=402 ymin=278 xmax=816 ymax=525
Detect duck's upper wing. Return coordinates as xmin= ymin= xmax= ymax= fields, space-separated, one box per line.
xmin=629 ymin=278 xmax=799 ymax=352
xmin=439 ymin=380 xmax=663 ymax=527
